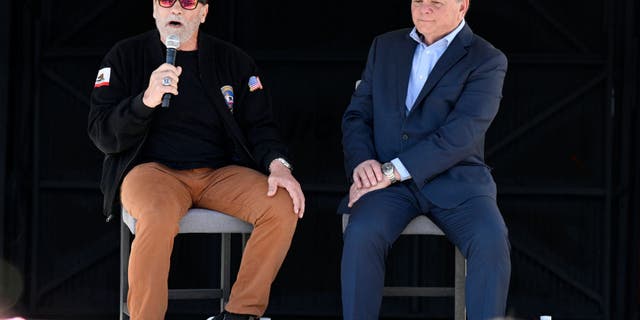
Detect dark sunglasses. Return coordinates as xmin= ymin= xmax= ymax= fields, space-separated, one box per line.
xmin=158 ymin=0 xmax=206 ymax=10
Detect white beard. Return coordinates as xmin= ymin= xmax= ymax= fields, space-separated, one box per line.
xmin=155 ymin=14 xmax=200 ymax=48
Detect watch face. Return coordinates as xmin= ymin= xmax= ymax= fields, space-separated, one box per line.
xmin=382 ymin=163 xmax=393 ymax=174
xmin=382 ymin=162 xmax=397 ymax=183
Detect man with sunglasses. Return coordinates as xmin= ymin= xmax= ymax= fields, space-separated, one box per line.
xmin=88 ymin=0 xmax=304 ymax=319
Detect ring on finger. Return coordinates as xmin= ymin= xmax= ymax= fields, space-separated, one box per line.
xmin=162 ymin=77 xmax=171 ymax=86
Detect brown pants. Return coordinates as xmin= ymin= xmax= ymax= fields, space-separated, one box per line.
xmin=120 ymin=162 xmax=298 ymax=320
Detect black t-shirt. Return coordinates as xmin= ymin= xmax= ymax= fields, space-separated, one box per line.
xmin=139 ymin=50 xmax=233 ymax=169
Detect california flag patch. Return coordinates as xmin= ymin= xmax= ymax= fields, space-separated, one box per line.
xmin=94 ymin=67 xmax=111 ymax=88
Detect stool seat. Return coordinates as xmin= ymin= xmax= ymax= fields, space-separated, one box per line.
xmin=342 ymin=214 xmax=444 ymax=235
xmin=122 ymin=208 xmax=253 ymax=234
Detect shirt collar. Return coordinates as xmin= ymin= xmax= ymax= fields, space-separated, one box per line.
xmin=409 ymin=19 xmax=466 ymax=48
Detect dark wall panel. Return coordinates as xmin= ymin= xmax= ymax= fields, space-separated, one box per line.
xmin=0 ymin=0 xmax=10 ymax=254
xmin=38 ymin=57 xmax=103 ymax=183
xmin=29 ymin=191 xmax=116 ymax=315
xmin=468 ymin=0 xmax=607 ymax=55
xmin=3 ymin=0 xmax=637 ymax=319
xmin=0 ymin=0 xmax=11 ymax=316
xmin=491 ymin=70 xmax=607 ymax=188
xmin=233 ymin=1 xmax=409 ymax=55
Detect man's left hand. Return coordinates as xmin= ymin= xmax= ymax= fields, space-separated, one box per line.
xmin=347 ymin=178 xmax=391 ymax=208
xmin=267 ymin=160 xmax=305 ymax=218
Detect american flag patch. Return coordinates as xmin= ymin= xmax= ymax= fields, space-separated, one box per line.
xmin=248 ymin=76 xmax=263 ymax=92
xmin=94 ymin=67 xmax=111 ymax=88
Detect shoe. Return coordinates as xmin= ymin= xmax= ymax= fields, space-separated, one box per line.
xmin=206 ymin=310 xmax=258 ymax=320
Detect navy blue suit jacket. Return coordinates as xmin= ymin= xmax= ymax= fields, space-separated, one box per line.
xmin=341 ymin=24 xmax=507 ymax=210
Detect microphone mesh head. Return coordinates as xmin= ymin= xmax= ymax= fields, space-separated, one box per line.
xmin=166 ymin=34 xmax=180 ymax=49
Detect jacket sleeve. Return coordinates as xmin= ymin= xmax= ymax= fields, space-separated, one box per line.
xmin=235 ymin=62 xmax=289 ymax=172
xmin=341 ymin=37 xmax=379 ymax=178
xmin=399 ymin=51 xmax=508 ymax=188
xmin=87 ymin=45 xmax=155 ymax=155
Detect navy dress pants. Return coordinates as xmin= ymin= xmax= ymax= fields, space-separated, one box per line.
xmin=341 ymin=183 xmax=511 ymax=320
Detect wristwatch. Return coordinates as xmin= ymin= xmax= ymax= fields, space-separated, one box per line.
xmin=381 ymin=162 xmax=398 ymax=184
xmin=271 ymin=157 xmax=293 ymax=172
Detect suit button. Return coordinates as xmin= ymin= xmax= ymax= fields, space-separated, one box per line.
xmin=402 ymin=134 xmax=409 ymax=141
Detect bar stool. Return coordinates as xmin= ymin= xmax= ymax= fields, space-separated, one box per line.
xmin=342 ymin=214 xmax=466 ymax=320
xmin=120 ymin=208 xmax=253 ymax=320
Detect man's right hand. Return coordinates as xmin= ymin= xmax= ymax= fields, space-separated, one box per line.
xmin=352 ymin=159 xmax=383 ymax=189
xmin=142 ymin=63 xmax=183 ymax=108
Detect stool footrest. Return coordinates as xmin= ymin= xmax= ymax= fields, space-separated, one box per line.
xmin=383 ymin=286 xmax=455 ymax=297
xmin=168 ymin=288 xmax=224 ymax=300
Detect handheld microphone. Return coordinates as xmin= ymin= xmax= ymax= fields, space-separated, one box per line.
xmin=161 ymin=34 xmax=180 ymax=108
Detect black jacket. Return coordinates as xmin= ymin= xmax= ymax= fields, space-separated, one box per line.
xmin=88 ymin=30 xmax=289 ymax=221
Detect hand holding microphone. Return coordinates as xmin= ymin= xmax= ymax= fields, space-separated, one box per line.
xmin=142 ymin=34 xmax=182 ymax=108
xmin=161 ymin=34 xmax=180 ymax=108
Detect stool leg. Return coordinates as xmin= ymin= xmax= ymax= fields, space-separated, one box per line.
xmin=120 ymin=221 xmax=131 ymax=320
xmin=241 ymin=233 xmax=249 ymax=252
xmin=454 ymin=247 xmax=466 ymax=320
xmin=221 ymin=233 xmax=231 ymax=311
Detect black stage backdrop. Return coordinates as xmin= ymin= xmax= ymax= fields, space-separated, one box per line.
xmin=1 ymin=0 xmax=638 ymax=319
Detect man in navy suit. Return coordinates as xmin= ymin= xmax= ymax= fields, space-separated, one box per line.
xmin=340 ymin=0 xmax=510 ymax=319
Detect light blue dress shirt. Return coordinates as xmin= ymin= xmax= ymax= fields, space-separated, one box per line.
xmin=392 ymin=20 xmax=466 ymax=181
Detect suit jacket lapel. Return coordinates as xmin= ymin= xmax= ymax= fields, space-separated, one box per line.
xmin=410 ymin=24 xmax=473 ymax=111
xmin=396 ymin=32 xmax=418 ymax=116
